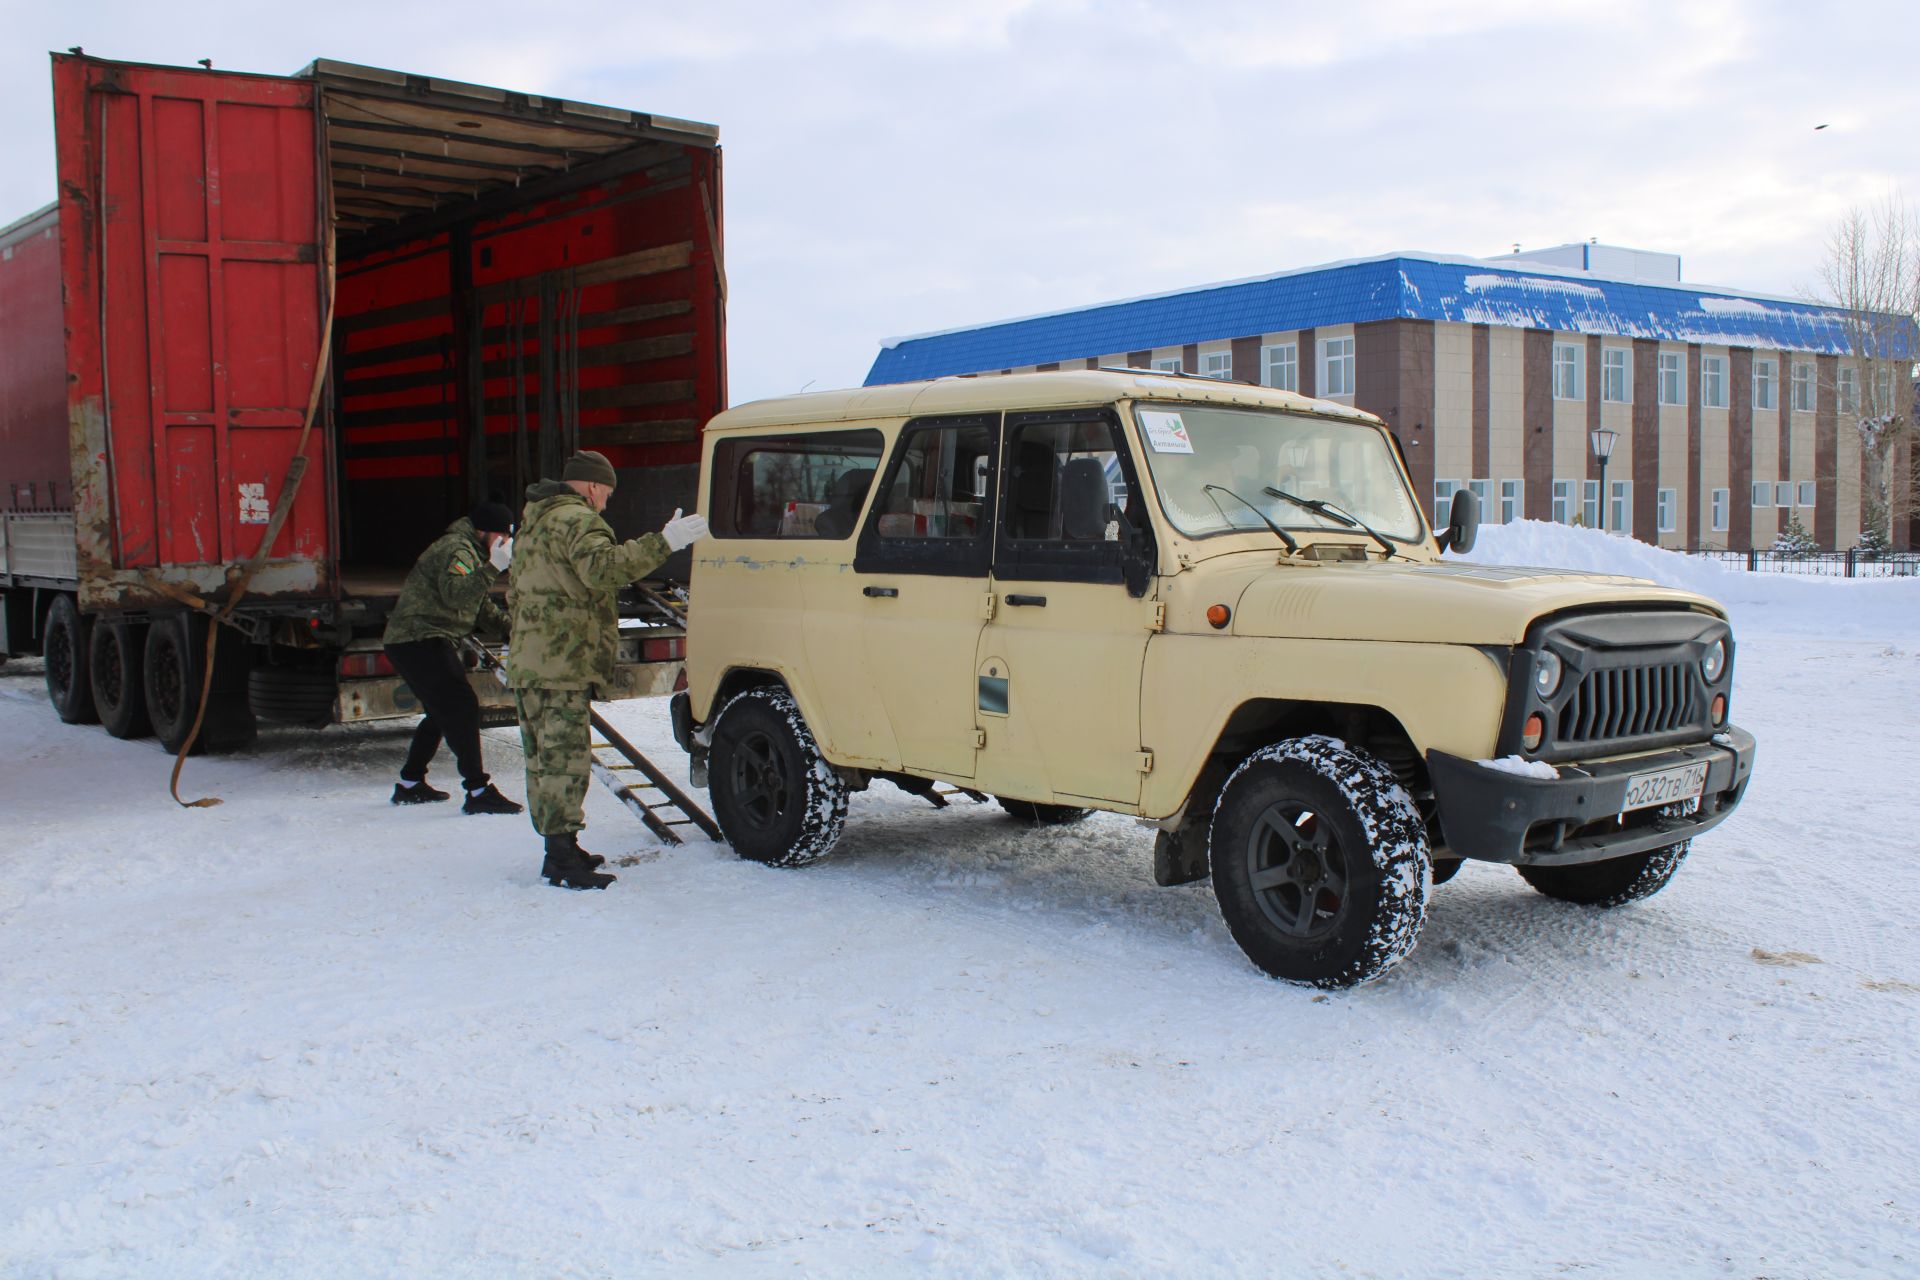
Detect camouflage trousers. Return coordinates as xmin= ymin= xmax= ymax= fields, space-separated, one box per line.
xmin=513 ymin=687 xmax=593 ymax=836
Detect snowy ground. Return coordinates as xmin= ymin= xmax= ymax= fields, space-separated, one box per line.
xmin=3 ymin=526 xmax=1918 ymax=1277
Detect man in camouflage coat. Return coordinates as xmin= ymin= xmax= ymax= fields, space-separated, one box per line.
xmin=382 ymin=502 xmax=524 ymax=815
xmin=508 ymin=449 xmax=709 ymax=889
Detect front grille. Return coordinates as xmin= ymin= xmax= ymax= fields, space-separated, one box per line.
xmin=1556 ymin=661 xmax=1698 ymax=747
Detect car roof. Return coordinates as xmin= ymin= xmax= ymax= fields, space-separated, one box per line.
xmin=703 ymin=370 xmax=1390 ymax=433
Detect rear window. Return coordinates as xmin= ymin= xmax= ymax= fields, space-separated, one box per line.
xmin=709 ymin=429 xmax=886 ymax=539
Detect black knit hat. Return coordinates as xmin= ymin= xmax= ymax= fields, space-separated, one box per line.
xmin=561 ymin=449 xmax=618 ymax=489
xmin=470 ymin=501 xmax=515 ymax=536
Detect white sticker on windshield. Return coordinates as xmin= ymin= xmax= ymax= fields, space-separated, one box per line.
xmin=1138 ymin=410 xmax=1194 ymax=454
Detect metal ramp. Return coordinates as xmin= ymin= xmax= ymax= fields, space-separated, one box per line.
xmin=468 ymin=638 xmax=720 ymax=846
xmin=588 ymin=708 xmax=721 ymax=846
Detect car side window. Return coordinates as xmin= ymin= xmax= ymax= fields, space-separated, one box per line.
xmin=995 ymin=412 xmax=1152 ymax=589
xmin=853 ymin=415 xmax=998 ymax=576
xmin=709 ymin=429 xmax=884 ymax=539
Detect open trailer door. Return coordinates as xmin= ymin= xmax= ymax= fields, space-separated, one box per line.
xmin=53 ymin=53 xmax=332 ymax=612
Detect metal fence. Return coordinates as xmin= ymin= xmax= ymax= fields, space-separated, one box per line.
xmin=1689 ymin=548 xmax=1920 ymax=578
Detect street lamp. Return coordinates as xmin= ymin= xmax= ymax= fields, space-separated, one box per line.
xmin=1590 ymin=428 xmax=1618 ymax=532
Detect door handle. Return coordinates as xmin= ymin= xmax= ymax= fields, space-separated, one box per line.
xmin=863 ymin=585 xmax=899 ymax=598
xmin=1006 ymin=594 xmax=1047 ymax=607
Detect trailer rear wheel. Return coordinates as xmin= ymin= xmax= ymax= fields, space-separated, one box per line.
xmin=91 ymin=620 xmax=151 ymax=739
xmin=144 ymin=613 xmax=256 ymax=755
xmin=44 ymin=595 xmax=98 ymax=725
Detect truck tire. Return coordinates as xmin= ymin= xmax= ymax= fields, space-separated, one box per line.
xmin=1208 ymin=735 xmax=1431 ymax=989
xmin=708 ymin=686 xmax=848 ymax=868
xmin=995 ymin=797 xmax=1093 ymax=825
xmin=144 ymin=614 xmax=257 ymax=755
xmin=1517 ymin=838 xmax=1690 ymax=907
xmin=43 ymin=594 xmax=98 ymax=725
xmin=248 ymin=665 xmax=337 ymax=727
xmin=90 ymin=620 xmax=151 ymax=739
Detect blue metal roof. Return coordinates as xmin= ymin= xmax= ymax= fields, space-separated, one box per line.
xmin=864 ymin=254 xmax=1912 ymax=386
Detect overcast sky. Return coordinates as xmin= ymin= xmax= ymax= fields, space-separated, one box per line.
xmin=2 ymin=0 xmax=1914 ymax=404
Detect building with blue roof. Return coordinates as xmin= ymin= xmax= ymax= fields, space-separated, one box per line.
xmin=866 ymin=245 xmax=1914 ymax=552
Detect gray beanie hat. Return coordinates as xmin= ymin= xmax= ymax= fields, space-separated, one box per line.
xmin=561 ymin=449 xmax=617 ymax=488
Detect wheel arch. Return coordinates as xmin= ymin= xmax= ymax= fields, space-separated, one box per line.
xmin=1168 ymin=697 xmax=1428 ymax=817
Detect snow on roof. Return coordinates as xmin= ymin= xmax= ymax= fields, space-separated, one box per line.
xmin=864 ymin=251 xmax=1915 ymax=386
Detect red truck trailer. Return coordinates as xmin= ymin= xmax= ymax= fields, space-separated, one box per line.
xmin=0 ymin=53 xmax=723 ymax=751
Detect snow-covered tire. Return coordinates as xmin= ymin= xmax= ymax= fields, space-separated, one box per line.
xmin=995 ymin=797 xmax=1093 ymax=826
xmin=1208 ymin=735 xmax=1430 ymax=988
xmin=708 ymin=686 xmax=848 ymax=868
xmin=1517 ymin=839 xmax=1690 ymax=907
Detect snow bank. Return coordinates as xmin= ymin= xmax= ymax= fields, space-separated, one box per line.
xmin=1460 ymin=520 xmax=1920 ymax=640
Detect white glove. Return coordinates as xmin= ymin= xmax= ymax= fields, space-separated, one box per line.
xmin=488 ymin=536 xmax=514 ymax=571
xmin=662 ymin=508 xmax=709 ymax=552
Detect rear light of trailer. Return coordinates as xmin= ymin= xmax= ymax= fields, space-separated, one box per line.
xmin=640 ymin=636 xmax=686 ymax=662
xmin=673 ymin=667 xmax=689 ymax=693
xmin=340 ymin=652 xmax=395 ymax=678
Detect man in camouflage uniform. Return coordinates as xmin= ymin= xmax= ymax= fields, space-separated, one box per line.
xmin=382 ymin=501 xmax=524 ymax=815
xmin=508 ymin=449 xmax=709 ymax=889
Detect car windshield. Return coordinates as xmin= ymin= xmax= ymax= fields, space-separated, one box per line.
xmin=1129 ymin=402 xmax=1425 ymax=543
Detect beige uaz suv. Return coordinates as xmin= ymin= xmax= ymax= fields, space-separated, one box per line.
xmin=669 ymin=370 xmax=1756 ymax=987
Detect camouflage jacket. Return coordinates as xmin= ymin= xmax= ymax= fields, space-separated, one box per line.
xmin=382 ymin=517 xmax=510 ymax=647
xmin=505 ymin=480 xmax=669 ymax=691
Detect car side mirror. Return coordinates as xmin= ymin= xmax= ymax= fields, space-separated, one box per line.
xmin=1438 ymin=488 xmax=1479 ymax=555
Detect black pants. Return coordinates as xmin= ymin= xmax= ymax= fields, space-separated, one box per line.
xmin=385 ymin=638 xmax=489 ymax=792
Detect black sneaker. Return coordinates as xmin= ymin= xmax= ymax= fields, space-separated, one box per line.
xmin=462 ymin=784 xmax=524 ymax=816
xmin=392 ymin=781 xmax=450 ymax=805
xmin=541 ymin=834 xmax=615 ymax=889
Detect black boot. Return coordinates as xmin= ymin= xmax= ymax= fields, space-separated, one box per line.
xmin=541 ymin=834 xmax=614 ymax=890
xmin=462 ymin=783 xmax=524 ymax=816
xmin=392 ymin=780 xmax=450 ymax=805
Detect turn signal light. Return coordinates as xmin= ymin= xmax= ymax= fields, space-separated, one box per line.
xmin=1206 ymin=604 xmax=1231 ymax=629
xmin=1522 ymin=712 xmax=1546 ymax=751
xmin=1711 ymin=694 xmax=1726 ymax=725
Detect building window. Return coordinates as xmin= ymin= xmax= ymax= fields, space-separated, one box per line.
xmin=1552 ymin=343 xmax=1583 ymax=401
xmin=1838 ymin=366 xmax=1859 ymax=414
xmin=1262 ymin=343 xmax=1297 ymax=391
xmin=1874 ymin=366 xmax=1896 ymax=409
xmin=1791 ymin=361 xmax=1814 ymax=411
xmin=1774 ymin=481 xmax=1793 ymax=507
xmin=1321 ymin=336 xmax=1355 ymax=397
xmin=1798 ymin=480 xmax=1815 ymax=508
xmin=1754 ymin=358 xmax=1777 ymax=410
xmin=1602 ymin=348 xmax=1630 ymax=403
xmin=1201 ymin=351 xmax=1232 ymax=380
xmin=1552 ymin=479 xmax=1574 ymax=523
xmin=1701 ymin=355 xmax=1727 ymax=408
xmin=1657 ymin=488 xmax=1676 ymax=533
xmin=1711 ymin=488 xmax=1728 ymax=531
xmin=1582 ymin=479 xmax=1601 ymax=528
xmin=1433 ymin=477 xmax=1462 ymax=522
xmin=1751 ymin=481 xmax=1770 ymax=507
xmin=1153 ymin=357 xmax=1182 ymax=374
xmin=1658 ymin=351 xmax=1685 ymax=405
xmin=1609 ymin=480 xmax=1631 ymax=533
xmin=1469 ymin=479 xmax=1494 ymax=523
xmin=1500 ymin=479 xmax=1523 ymax=525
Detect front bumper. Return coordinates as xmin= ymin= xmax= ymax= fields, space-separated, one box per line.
xmin=1427 ymin=726 xmax=1756 ymax=866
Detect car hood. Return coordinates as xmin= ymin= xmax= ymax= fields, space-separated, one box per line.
xmin=1209 ymin=560 xmax=1724 ymax=646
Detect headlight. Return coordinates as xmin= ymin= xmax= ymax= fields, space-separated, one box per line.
xmin=1701 ymin=639 xmax=1726 ymax=682
xmin=1533 ymin=650 xmax=1563 ymax=698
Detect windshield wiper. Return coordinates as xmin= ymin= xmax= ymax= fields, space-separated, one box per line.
xmin=1203 ymin=484 xmax=1299 ymax=554
xmin=1264 ymin=486 xmax=1396 ymax=558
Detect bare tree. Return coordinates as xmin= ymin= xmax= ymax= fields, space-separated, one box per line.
xmin=1817 ymin=194 xmax=1919 ymax=551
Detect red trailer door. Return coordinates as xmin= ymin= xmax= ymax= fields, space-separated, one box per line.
xmin=53 ymin=54 xmax=331 ymax=609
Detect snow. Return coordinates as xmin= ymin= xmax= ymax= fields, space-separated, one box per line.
xmin=1478 ymin=755 xmax=1559 ymax=780
xmin=4 ymin=530 xmax=1919 ymax=1274
xmin=1462 ymin=272 xmax=1605 ymax=300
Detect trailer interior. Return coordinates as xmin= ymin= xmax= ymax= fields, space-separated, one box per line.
xmin=313 ymin=60 xmax=724 ymax=581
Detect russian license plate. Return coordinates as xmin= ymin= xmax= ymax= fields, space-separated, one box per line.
xmin=1621 ymin=761 xmax=1708 ymax=813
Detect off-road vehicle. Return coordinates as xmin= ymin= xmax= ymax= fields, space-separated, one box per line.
xmin=670 ymin=370 xmax=1756 ymax=987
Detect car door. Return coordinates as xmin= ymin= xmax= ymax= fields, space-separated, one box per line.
xmin=845 ymin=414 xmax=1000 ymax=780
xmin=975 ymin=409 xmax=1158 ymax=806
